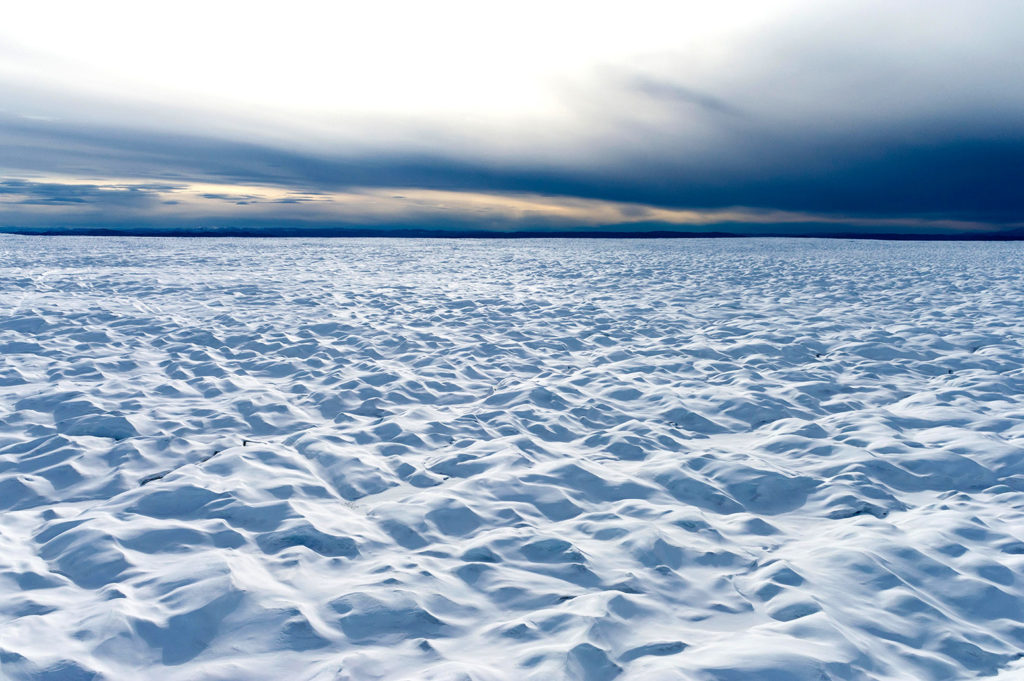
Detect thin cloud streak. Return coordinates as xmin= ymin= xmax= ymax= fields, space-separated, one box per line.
xmin=0 ymin=178 xmax=1011 ymax=235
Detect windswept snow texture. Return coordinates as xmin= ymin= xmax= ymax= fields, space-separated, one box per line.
xmin=2 ymin=236 xmax=1024 ymax=681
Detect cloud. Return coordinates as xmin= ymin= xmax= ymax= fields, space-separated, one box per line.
xmin=1 ymin=1 xmax=1023 ymax=233
xmin=4 ymin=110 xmax=1022 ymax=225
xmin=600 ymin=72 xmax=745 ymax=118
xmin=1 ymin=178 xmax=1013 ymax=237
xmin=0 ymin=178 xmax=172 ymax=207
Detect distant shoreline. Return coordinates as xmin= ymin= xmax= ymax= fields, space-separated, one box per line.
xmin=2 ymin=227 xmax=1023 ymax=241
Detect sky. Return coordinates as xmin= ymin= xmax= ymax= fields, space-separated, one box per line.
xmin=1 ymin=1 xmax=1022 ymax=236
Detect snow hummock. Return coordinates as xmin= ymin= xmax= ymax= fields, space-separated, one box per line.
xmin=1 ymin=236 xmax=1023 ymax=681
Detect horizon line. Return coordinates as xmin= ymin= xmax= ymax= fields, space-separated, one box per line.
xmin=3 ymin=226 xmax=1024 ymax=241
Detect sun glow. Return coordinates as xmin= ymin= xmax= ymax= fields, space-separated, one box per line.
xmin=1 ymin=1 xmax=794 ymax=122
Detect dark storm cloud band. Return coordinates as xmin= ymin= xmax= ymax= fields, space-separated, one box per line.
xmin=3 ymin=111 xmax=1022 ymax=230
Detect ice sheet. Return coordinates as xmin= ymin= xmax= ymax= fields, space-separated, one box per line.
xmin=1 ymin=237 xmax=1022 ymax=680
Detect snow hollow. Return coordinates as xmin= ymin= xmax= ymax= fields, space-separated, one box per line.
xmin=1 ymin=236 xmax=1023 ymax=681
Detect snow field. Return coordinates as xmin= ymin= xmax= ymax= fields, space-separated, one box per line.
xmin=1 ymin=237 xmax=1023 ymax=680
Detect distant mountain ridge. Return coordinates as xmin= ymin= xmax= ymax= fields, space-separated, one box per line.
xmin=3 ymin=225 xmax=1024 ymax=240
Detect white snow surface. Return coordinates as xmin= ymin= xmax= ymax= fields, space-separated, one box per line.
xmin=1 ymin=236 xmax=1023 ymax=681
